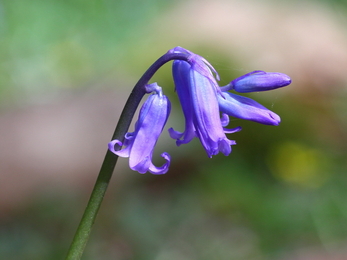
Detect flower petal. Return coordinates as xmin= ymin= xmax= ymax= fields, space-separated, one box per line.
xmin=169 ymin=60 xmax=197 ymax=145
xmin=128 ymin=93 xmax=171 ymax=172
xmin=148 ymin=152 xmax=171 ymax=175
xmin=231 ymin=71 xmax=291 ymax=93
xmin=218 ymin=92 xmax=281 ymax=125
xmin=220 ymin=113 xmax=229 ymax=127
xmin=109 ymin=89 xmax=171 ymax=174
xmin=108 ymin=140 xmax=132 ymax=158
xmin=224 ymin=126 xmax=242 ymax=134
xmin=172 ymin=59 xmax=236 ymax=157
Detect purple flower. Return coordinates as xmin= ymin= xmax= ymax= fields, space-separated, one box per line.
xmin=108 ymin=83 xmax=171 ymax=174
xmin=109 ymin=47 xmax=291 ymax=174
xmin=218 ymin=70 xmax=291 ymax=125
xmin=217 ymin=91 xmax=281 ymax=125
xmin=169 ymin=52 xmax=241 ymax=158
xmin=223 ymin=70 xmax=291 ymax=93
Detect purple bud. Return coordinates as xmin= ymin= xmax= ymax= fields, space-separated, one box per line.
xmin=217 ymin=91 xmax=281 ymax=126
xmin=230 ymin=71 xmax=291 ymax=93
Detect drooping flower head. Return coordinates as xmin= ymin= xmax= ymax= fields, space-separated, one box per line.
xmin=108 ymin=83 xmax=171 ymax=174
xmin=168 ymin=47 xmax=241 ymax=158
xmin=108 ymin=46 xmax=291 ymax=174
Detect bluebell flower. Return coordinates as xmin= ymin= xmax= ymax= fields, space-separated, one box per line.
xmin=168 ymin=48 xmax=241 ymax=158
xmin=108 ymin=46 xmax=291 ymax=174
xmin=222 ymin=70 xmax=291 ymax=93
xmin=217 ymin=91 xmax=281 ymax=125
xmin=108 ymin=83 xmax=171 ymax=174
xmin=218 ymin=70 xmax=291 ymax=125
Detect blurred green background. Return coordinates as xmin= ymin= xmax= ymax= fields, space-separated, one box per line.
xmin=1 ymin=0 xmax=347 ymax=259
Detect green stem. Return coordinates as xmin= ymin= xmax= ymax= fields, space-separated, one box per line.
xmin=65 ymin=150 xmax=119 ymax=260
xmin=65 ymin=52 xmax=190 ymax=259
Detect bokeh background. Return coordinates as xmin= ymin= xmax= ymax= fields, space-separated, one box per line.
xmin=1 ymin=0 xmax=347 ymax=259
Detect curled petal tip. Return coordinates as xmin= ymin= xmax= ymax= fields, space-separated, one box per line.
xmin=148 ymin=152 xmax=171 ymax=175
xmin=168 ymin=127 xmax=183 ymax=140
xmin=224 ymin=126 xmax=242 ymax=134
xmin=108 ymin=140 xmax=123 ymax=154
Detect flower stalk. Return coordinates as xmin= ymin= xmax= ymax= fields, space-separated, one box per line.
xmin=65 ymin=51 xmax=190 ymax=260
xmin=65 ymin=47 xmax=291 ymax=259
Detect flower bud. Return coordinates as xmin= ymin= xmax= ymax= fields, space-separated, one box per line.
xmin=231 ymin=70 xmax=291 ymax=93
xmin=218 ymin=91 xmax=281 ymax=126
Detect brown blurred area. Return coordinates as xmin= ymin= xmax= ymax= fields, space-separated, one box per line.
xmin=0 ymin=88 xmax=127 ymax=210
xmin=156 ymin=0 xmax=347 ymax=91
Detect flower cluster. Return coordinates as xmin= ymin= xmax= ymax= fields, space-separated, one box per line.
xmin=109 ymin=47 xmax=291 ymax=174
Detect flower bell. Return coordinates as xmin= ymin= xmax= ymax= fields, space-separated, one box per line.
xmin=217 ymin=91 xmax=281 ymax=125
xmin=108 ymin=83 xmax=171 ymax=174
xmin=168 ymin=49 xmax=240 ymax=158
